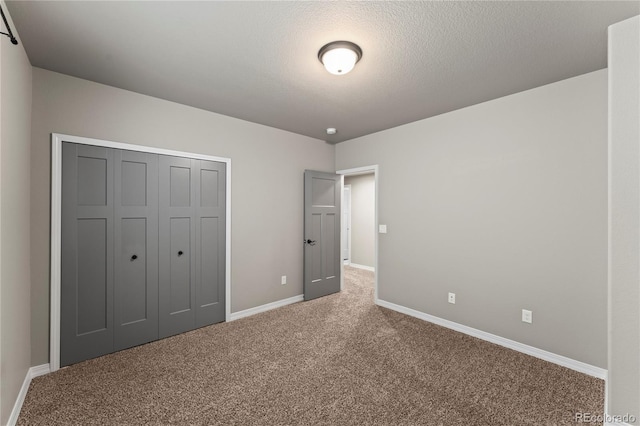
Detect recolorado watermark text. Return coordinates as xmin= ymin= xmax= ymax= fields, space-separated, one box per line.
xmin=575 ymin=412 xmax=637 ymax=423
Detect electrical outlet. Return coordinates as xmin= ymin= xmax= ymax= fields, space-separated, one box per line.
xmin=448 ymin=292 xmax=456 ymax=304
xmin=281 ymin=275 xmax=287 ymax=285
xmin=522 ymin=309 xmax=532 ymax=324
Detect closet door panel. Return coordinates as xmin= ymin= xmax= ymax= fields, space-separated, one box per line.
xmin=170 ymin=165 xmax=191 ymax=207
xmin=199 ymin=167 xmax=220 ymax=207
xmin=199 ymin=217 xmax=219 ymax=306
xmin=77 ymin=156 xmax=108 ymax=206
xmin=76 ymin=218 xmax=109 ymax=334
xmin=119 ymin=218 xmax=148 ymax=323
xmin=61 ymin=143 xmax=114 ymax=367
xmin=121 ymin=160 xmax=148 ymax=206
xmin=195 ymin=160 xmax=226 ymax=327
xmin=169 ymin=217 xmax=192 ymax=313
xmin=159 ymin=155 xmax=197 ymax=338
xmin=114 ymin=150 xmax=159 ymax=351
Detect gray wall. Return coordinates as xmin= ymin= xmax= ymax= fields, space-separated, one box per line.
xmin=0 ymin=2 xmax=32 ymax=423
xmin=30 ymin=68 xmax=334 ymax=365
xmin=608 ymin=15 xmax=640 ymax=421
xmin=344 ymin=174 xmax=375 ymax=268
xmin=336 ymin=70 xmax=608 ymax=368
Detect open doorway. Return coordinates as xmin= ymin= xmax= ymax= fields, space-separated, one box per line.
xmin=337 ymin=165 xmax=379 ymax=302
xmin=342 ymin=174 xmax=374 ymax=271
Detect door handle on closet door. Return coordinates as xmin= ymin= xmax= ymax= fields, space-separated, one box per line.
xmin=178 ymin=250 xmax=184 ymax=256
xmin=130 ymin=254 xmax=138 ymax=261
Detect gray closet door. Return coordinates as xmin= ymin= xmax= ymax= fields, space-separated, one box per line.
xmin=61 ymin=142 xmax=227 ymax=365
xmin=195 ymin=160 xmax=226 ymax=327
xmin=158 ymin=155 xmax=197 ymax=338
xmin=61 ymin=143 xmax=114 ymax=366
xmin=113 ymin=150 xmax=159 ymax=351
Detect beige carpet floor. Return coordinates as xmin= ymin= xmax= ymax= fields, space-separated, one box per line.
xmin=19 ymin=266 xmax=603 ymax=425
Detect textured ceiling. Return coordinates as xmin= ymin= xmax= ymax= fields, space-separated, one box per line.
xmin=6 ymin=1 xmax=640 ymax=143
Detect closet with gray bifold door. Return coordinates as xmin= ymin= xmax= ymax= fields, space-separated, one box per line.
xmin=61 ymin=142 xmax=226 ymax=367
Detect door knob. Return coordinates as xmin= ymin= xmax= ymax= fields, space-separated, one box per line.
xmin=178 ymin=250 xmax=184 ymax=256
xmin=305 ymin=239 xmax=316 ymax=246
xmin=130 ymin=254 xmax=138 ymax=261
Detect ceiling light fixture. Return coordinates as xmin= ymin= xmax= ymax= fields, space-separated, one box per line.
xmin=326 ymin=128 xmax=337 ymax=135
xmin=318 ymin=41 xmax=362 ymax=75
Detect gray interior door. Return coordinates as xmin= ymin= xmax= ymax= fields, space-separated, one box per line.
xmin=113 ymin=150 xmax=159 ymax=351
xmin=158 ymin=155 xmax=197 ymax=338
xmin=61 ymin=143 xmax=114 ymax=366
xmin=195 ymin=160 xmax=226 ymax=327
xmin=304 ymin=170 xmax=341 ymax=300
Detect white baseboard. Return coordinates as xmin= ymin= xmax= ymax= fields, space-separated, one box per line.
xmin=348 ymin=263 xmax=375 ymax=272
xmin=376 ymin=299 xmax=607 ymax=380
xmin=230 ymin=294 xmax=304 ymax=321
xmin=8 ymin=364 xmax=51 ymax=426
xmin=29 ymin=364 xmax=51 ymax=378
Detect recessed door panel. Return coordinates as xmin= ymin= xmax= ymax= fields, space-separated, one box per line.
xmin=170 ymin=166 xmax=191 ymax=207
xmin=120 ymin=218 xmax=148 ymax=324
xmin=199 ymin=217 xmax=219 ymax=305
xmin=311 ymin=177 xmax=336 ymax=207
xmin=200 ymin=169 xmax=219 ymax=207
xmin=76 ymin=218 xmax=108 ymax=335
xmin=310 ymin=213 xmax=322 ymax=283
xmin=121 ymin=161 xmax=147 ymax=206
xmin=324 ymin=213 xmax=336 ymax=279
xmin=170 ymin=217 xmax=192 ymax=313
xmin=77 ymin=156 xmax=107 ymax=206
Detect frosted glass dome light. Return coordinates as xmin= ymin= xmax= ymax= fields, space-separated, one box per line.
xmin=318 ymin=41 xmax=362 ymax=76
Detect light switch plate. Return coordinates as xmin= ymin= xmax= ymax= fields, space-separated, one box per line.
xmin=379 ymin=224 xmax=387 ymax=233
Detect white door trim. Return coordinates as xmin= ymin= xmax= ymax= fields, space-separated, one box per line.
xmin=49 ymin=133 xmax=232 ymax=372
xmin=337 ymin=166 xmax=379 ymax=302
xmin=343 ymin=184 xmax=352 ymax=264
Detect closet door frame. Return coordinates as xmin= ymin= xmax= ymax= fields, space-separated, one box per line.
xmin=50 ymin=133 xmax=232 ymax=372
